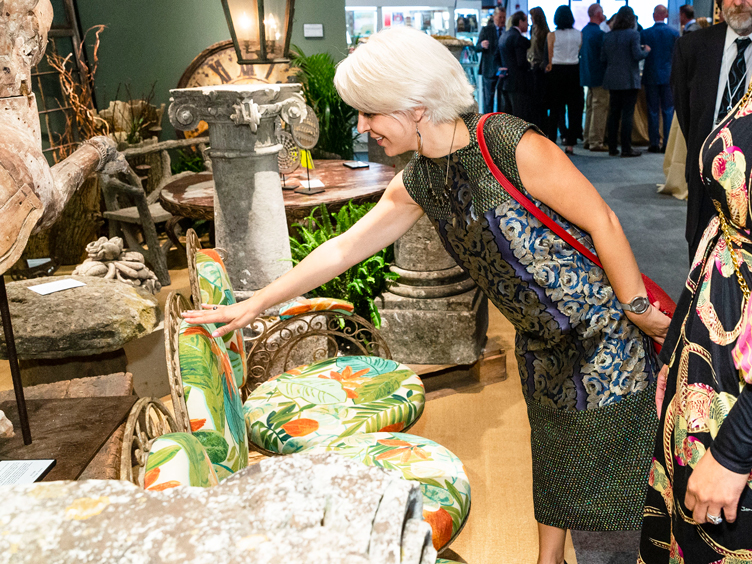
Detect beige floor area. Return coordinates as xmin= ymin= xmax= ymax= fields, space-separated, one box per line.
xmin=0 ymin=270 xmax=577 ymax=563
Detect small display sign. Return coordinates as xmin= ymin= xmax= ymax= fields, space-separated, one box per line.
xmin=0 ymin=460 xmax=56 ymax=486
xmin=303 ymin=23 xmax=324 ymax=38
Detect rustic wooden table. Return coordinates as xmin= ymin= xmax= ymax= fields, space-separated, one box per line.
xmin=159 ymin=160 xmax=395 ymax=229
xmin=0 ymin=396 xmax=137 ymax=481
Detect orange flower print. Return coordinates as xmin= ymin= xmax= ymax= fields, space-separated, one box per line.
xmin=378 ymin=422 xmax=405 ymax=432
xmin=282 ymin=418 xmax=320 ymax=437
xmin=375 ymin=439 xmax=430 ymax=463
xmin=423 ymin=507 xmax=453 ymax=549
xmin=318 ymin=365 xmax=369 ymax=399
xmin=147 ymin=480 xmax=181 ymax=491
xmin=190 ymin=418 xmax=206 ymax=432
xmin=144 ymin=467 xmax=160 ymax=489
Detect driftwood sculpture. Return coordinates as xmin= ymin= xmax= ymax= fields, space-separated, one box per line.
xmin=0 ymin=0 xmax=116 ymax=276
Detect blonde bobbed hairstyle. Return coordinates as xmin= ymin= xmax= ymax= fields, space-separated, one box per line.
xmin=334 ymin=27 xmax=476 ymax=124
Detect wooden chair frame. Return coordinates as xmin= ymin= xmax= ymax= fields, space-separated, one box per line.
xmin=120 ymin=397 xmax=179 ymax=487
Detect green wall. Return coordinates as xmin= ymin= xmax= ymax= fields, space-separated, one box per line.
xmin=75 ymin=0 xmax=347 ymax=138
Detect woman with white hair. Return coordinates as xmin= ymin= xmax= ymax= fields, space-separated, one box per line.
xmin=184 ymin=26 xmax=670 ymax=563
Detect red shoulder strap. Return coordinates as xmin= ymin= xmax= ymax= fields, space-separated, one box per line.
xmin=475 ymin=113 xmax=604 ymax=269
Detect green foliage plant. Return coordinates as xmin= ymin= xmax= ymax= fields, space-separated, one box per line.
xmin=289 ymin=202 xmax=398 ymax=328
xmin=171 ymin=148 xmax=205 ymax=174
xmin=290 ymin=46 xmax=358 ymax=160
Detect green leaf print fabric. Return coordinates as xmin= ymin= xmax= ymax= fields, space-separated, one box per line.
xmin=311 ymin=432 xmax=471 ymax=551
xmin=243 ymin=356 xmax=425 ymax=454
xmin=144 ymin=433 xmax=219 ymax=490
xmin=179 ymin=320 xmax=249 ymax=481
xmin=195 ymin=249 xmax=247 ymax=389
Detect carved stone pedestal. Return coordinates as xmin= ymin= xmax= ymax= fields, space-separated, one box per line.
xmin=379 ymin=215 xmax=489 ymax=365
xmin=169 ymin=85 xmax=307 ymax=296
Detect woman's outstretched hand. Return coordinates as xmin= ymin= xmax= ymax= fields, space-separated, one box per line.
xmin=182 ymin=300 xmax=262 ymax=338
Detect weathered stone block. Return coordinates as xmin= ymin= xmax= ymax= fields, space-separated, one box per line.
xmin=379 ymin=286 xmax=488 ymax=365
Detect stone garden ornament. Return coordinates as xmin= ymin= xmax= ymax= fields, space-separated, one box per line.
xmin=0 ymin=410 xmax=14 ymax=439
xmin=73 ymin=236 xmax=162 ymax=294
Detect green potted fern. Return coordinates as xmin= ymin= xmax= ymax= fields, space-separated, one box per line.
xmin=290 ymin=46 xmax=358 ymax=160
xmin=289 ymin=203 xmax=397 ymax=327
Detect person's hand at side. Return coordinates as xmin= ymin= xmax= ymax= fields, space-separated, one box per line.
xmin=655 ymin=364 xmax=668 ymax=418
xmin=685 ymin=449 xmax=750 ymax=525
xmin=625 ymin=305 xmax=670 ymax=345
xmin=481 ymin=39 xmax=490 ymax=49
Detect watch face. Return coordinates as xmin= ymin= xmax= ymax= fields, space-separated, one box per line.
xmin=632 ymin=296 xmax=651 ymax=314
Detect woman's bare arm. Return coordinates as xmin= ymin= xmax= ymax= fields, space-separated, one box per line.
xmin=516 ymin=130 xmax=670 ymax=342
xmin=545 ymin=32 xmax=555 ymax=71
xmin=182 ymin=171 xmax=424 ymax=337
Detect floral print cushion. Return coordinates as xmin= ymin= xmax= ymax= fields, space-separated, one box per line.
xmin=243 ymin=356 xmax=424 ymax=454
xmin=179 ymin=320 xmax=249 ymax=481
xmin=313 ymin=432 xmax=471 ymax=551
xmin=195 ymin=249 xmax=247 ymax=389
xmin=145 ymin=433 xmax=219 ymax=491
xmin=279 ymin=297 xmax=355 ymax=320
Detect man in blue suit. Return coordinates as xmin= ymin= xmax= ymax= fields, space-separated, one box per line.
xmin=476 ymin=7 xmax=507 ymax=114
xmin=641 ymin=4 xmax=680 ymax=152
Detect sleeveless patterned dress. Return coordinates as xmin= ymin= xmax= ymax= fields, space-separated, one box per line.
xmin=402 ymin=113 xmax=659 ymax=530
xmin=638 ymin=98 xmax=752 ymax=562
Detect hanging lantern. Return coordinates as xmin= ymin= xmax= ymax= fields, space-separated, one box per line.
xmin=221 ymin=0 xmax=296 ymax=64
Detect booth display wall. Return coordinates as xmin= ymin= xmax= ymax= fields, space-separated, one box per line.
xmin=75 ymin=0 xmax=347 ymax=138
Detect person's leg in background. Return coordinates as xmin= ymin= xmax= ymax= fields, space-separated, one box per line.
xmin=659 ymin=83 xmax=674 ymax=152
xmin=620 ymin=88 xmax=640 ymax=157
xmin=589 ymin=86 xmax=609 ymax=151
xmin=583 ymin=87 xmax=593 ymax=149
xmin=482 ymin=76 xmax=499 ymax=114
xmin=645 ymin=84 xmax=661 ymax=152
xmin=606 ymin=89 xmax=623 ymax=155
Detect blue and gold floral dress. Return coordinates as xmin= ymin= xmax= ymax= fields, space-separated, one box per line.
xmin=402 ymin=113 xmax=659 ymax=530
xmin=638 ymin=95 xmax=752 ymax=562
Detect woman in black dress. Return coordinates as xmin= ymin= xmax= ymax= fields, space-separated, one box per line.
xmin=638 ymin=78 xmax=752 ymax=563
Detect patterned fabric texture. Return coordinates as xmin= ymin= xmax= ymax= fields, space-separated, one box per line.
xmin=145 ymin=433 xmax=219 ymax=491
xmin=243 ymin=356 xmax=424 ymax=454
xmin=638 ymin=95 xmax=752 ymax=562
xmin=402 ymin=112 xmax=658 ymax=530
xmin=179 ymin=320 xmax=249 ymax=481
xmin=310 ymin=432 xmax=471 ymax=551
xmin=195 ymin=249 xmax=247 ymax=389
xmin=279 ymin=297 xmax=355 ymax=320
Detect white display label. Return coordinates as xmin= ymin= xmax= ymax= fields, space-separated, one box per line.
xmin=27 ymin=278 xmax=85 ymax=295
xmin=0 ymin=460 xmax=56 ymax=486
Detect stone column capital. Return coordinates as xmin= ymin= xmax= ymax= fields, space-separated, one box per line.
xmin=168 ymin=84 xmax=307 ymax=133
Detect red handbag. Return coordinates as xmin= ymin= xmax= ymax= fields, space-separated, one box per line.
xmin=476 ymin=114 xmax=675 ymax=348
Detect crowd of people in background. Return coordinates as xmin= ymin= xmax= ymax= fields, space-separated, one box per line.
xmin=476 ymin=1 xmax=698 ymax=157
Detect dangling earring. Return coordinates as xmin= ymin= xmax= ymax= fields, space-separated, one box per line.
xmin=416 ymin=124 xmax=423 ymax=156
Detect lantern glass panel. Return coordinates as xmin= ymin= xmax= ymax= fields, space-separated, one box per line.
xmin=263 ymin=0 xmax=289 ymax=60
xmin=226 ymin=0 xmax=262 ymax=61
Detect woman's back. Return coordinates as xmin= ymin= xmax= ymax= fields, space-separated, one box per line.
xmin=602 ymin=28 xmax=647 ymax=90
xmin=552 ymin=28 xmax=581 ymax=64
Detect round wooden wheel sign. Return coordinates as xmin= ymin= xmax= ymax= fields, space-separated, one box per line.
xmin=291 ymin=105 xmax=320 ymax=149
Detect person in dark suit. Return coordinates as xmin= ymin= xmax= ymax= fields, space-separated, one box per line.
xmin=602 ymin=6 xmax=651 ymax=157
xmin=680 ymin=4 xmax=702 ymax=34
xmin=671 ymin=0 xmax=752 ymax=262
xmin=501 ymin=10 xmax=531 ymax=120
xmin=641 ymin=4 xmax=680 ymax=153
xmin=476 ymin=7 xmax=507 ymax=114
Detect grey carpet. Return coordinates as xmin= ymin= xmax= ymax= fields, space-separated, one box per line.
xmin=570 ymin=149 xmax=688 ymax=302
xmin=568 ymin=150 xmax=682 ymax=562
xmin=570 ymin=530 xmax=642 ymax=564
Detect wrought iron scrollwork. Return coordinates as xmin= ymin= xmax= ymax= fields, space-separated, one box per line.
xmin=243 ymin=310 xmax=392 ymax=396
xmin=120 ymin=397 xmax=179 ymax=487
